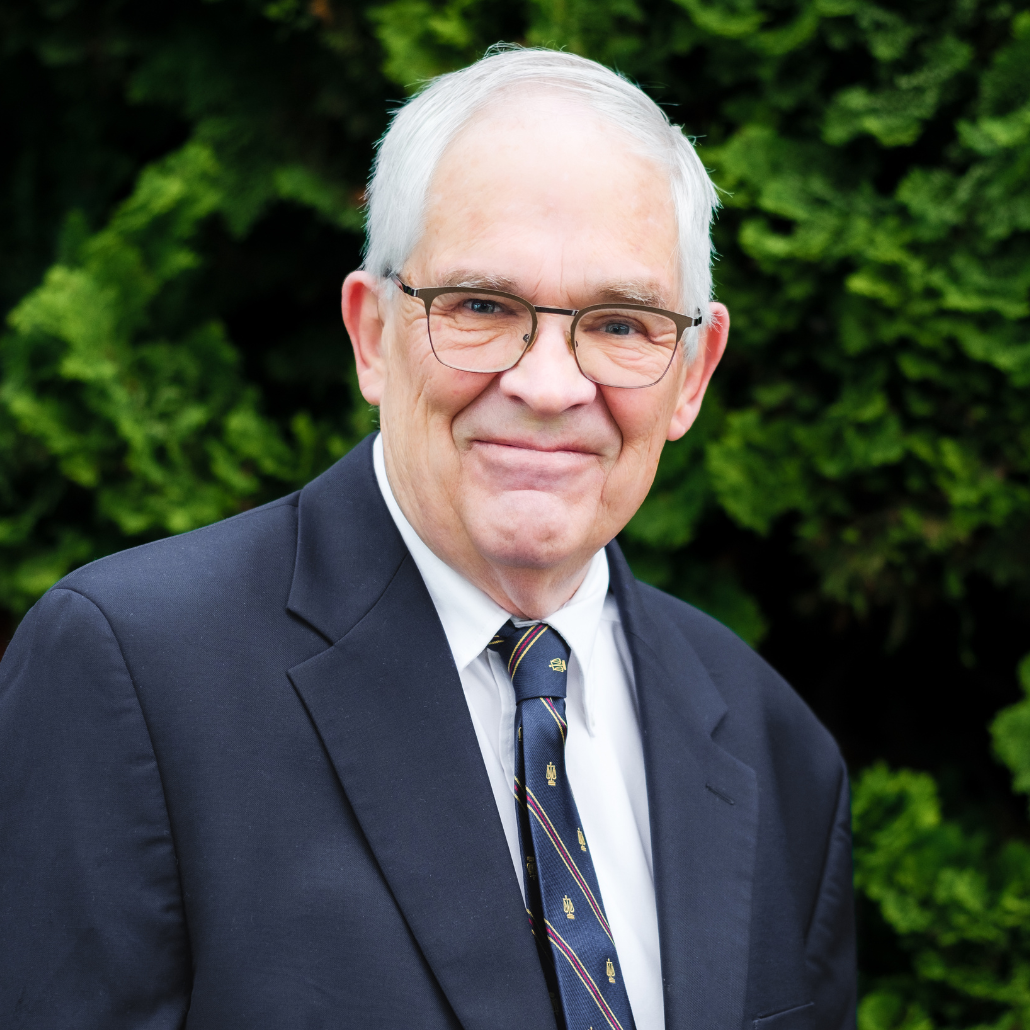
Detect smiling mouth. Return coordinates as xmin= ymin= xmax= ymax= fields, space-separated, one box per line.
xmin=467 ymin=440 xmax=602 ymax=487
xmin=471 ymin=438 xmax=598 ymax=457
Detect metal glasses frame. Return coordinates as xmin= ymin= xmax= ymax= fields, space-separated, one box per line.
xmin=393 ymin=277 xmax=702 ymax=388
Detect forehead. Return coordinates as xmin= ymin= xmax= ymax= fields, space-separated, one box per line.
xmin=413 ymin=95 xmax=680 ymax=306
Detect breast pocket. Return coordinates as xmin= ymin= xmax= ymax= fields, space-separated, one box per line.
xmin=753 ymin=1000 xmax=815 ymax=1028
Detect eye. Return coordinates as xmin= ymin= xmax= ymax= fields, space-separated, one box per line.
xmin=463 ymin=298 xmax=503 ymax=315
xmin=600 ymin=320 xmax=634 ymax=336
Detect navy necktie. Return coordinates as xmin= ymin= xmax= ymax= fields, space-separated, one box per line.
xmin=489 ymin=621 xmax=636 ymax=1030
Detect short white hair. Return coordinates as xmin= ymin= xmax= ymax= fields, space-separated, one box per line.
xmin=363 ymin=46 xmax=720 ymax=359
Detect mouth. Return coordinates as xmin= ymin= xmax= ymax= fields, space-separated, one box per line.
xmin=467 ymin=438 xmax=602 ymax=487
xmin=470 ymin=435 xmax=599 ymax=456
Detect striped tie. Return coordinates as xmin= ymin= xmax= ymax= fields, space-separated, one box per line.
xmin=489 ymin=621 xmax=636 ymax=1030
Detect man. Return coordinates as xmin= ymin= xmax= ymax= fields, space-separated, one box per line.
xmin=0 ymin=47 xmax=855 ymax=1030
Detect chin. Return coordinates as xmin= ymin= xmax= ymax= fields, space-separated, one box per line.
xmin=466 ymin=491 xmax=591 ymax=571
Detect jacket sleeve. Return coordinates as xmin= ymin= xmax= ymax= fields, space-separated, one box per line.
xmin=805 ymin=757 xmax=857 ymax=1030
xmin=0 ymin=587 xmax=191 ymax=1028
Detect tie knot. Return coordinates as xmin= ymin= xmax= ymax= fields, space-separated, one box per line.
xmin=488 ymin=621 xmax=570 ymax=703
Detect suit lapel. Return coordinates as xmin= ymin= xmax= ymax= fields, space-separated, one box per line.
xmin=608 ymin=543 xmax=759 ymax=1030
xmin=286 ymin=438 xmax=555 ymax=1030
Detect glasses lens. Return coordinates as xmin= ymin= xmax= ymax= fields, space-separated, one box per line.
xmin=428 ymin=290 xmax=534 ymax=373
xmin=573 ymin=307 xmax=681 ymax=387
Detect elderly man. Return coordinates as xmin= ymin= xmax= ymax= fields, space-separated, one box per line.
xmin=0 ymin=48 xmax=854 ymax=1030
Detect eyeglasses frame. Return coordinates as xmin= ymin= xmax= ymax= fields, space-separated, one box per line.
xmin=392 ymin=277 xmax=702 ymax=389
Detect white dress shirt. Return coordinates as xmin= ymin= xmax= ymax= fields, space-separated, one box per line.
xmin=372 ymin=434 xmax=663 ymax=1029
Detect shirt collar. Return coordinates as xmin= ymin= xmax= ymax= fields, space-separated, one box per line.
xmin=372 ymin=432 xmax=610 ymax=678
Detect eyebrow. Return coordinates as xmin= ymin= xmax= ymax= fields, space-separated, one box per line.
xmin=437 ymin=271 xmax=523 ymax=293
xmin=590 ymin=279 xmax=670 ymax=308
xmin=434 ymin=271 xmax=673 ymax=310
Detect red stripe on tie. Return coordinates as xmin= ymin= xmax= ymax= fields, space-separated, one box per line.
xmin=508 ymin=623 xmax=547 ymax=676
xmin=546 ymin=924 xmax=625 ymax=1030
xmin=542 ymin=696 xmax=567 ymax=729
xmin=525 ymin=790 xmax=613 ymax=940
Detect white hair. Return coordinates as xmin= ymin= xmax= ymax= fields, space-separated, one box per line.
xmin=363 ymin=46 xmax=720 ymax=360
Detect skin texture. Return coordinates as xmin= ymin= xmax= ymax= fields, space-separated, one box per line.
xmin=342 ymin=97 xmax=729 ymax=619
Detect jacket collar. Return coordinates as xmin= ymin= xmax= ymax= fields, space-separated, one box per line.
xmin=287 ymin=434 xmax=408 ymax=644
xmin=607 ymin=543 xmax=758 ymax=1030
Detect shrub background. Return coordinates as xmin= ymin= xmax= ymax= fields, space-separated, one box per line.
xmin=3 ymin=1 xmax=1029 ymax=1026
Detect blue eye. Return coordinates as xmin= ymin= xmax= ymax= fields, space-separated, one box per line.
xmin=465 ymin=299 xmax=502 ymax=315
xmin=602 ymin=321 xmax=633 ymax=335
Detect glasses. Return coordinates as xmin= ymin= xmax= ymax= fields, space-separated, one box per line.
xmin=393 ymin=278 xmax=701 ymax=389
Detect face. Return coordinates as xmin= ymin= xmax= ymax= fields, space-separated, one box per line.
xmin=344 ymin=96 xmax=728 ymax=615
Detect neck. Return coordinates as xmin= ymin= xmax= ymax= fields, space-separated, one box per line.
xmin=462 ymin=556 xmax=593 ymax=621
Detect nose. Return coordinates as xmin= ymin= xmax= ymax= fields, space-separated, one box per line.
xmin=497 ymin=313 xmax=597 ymax=414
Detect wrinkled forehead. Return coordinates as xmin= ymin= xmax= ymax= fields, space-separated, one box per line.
xmin=413 ymin=91 xmax=680 ymax=303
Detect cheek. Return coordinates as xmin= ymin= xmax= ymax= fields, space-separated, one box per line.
xmin=598 ymin=390 xmax=675 ymax=506
xmin=384 ymin=331 xmax=485 ymax=425
xmin=601 ymin=388 xmax=671 ymax=457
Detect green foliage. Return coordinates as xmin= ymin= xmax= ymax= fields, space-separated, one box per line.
xmin=849 ymin=662 xmax=1030 ymax=1030
xmin=0 ymin=139 xmax=362 ymax=612
xmin=0 ymin=0 xmax=384 ymax=614
xmin=852 ymin=754 xmax=1030 ymax=1028
xmin=992 ymin=654 xmax=1030 ymax=813
xmin=702 ymin=6 xmax=1030 ymax=624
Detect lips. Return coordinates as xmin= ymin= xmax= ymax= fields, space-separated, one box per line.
xmin=467 ymin=439 xmax=600 ymax=489
xmin=472 ymin=437 xmax=597 ymax=456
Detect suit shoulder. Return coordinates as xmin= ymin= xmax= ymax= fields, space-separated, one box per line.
xmin=54 ymin=491 xmax=301 ymax=616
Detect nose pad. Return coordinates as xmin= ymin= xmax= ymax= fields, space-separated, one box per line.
xmin=517 ymin=319 xmax=577 ymax=365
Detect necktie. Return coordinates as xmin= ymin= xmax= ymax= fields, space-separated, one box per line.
xmin=489 ymin=621 xmax=636 ymax=1030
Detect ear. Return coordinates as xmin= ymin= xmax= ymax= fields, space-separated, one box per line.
xmin=666 ymin=302 xmax=729 ymax=442
xmin=342 ymin=271 xmax=387 ymax=406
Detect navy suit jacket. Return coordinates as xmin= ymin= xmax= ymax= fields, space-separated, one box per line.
xmin=0 ymin=435 xmax=855 ymax=1029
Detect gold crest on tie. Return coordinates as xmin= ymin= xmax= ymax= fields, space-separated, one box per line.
xmin=526 ymin=855 xmax=536 ymax=879
xmin=606 ymin=958 xmax=616 ymax=983
xmin=546 ymin=761 xmax=557 ymax=786
xmin=577 ymin=828 xmax=587 ymax=852
xmin=563 ymin=895 xmax=575 ymax=919
xmin=549 ymin=658 xmax=567 ymax=673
